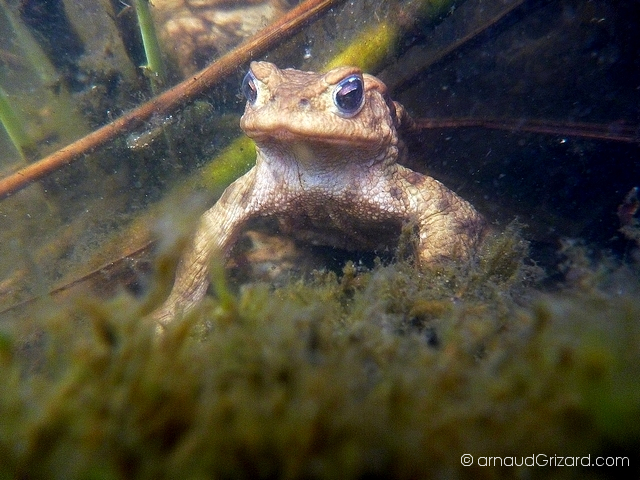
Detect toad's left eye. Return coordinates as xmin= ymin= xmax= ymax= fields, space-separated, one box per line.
xmin=333 ymin=74 xmax=364 ymax=117
xmin=241 ymin=70 xmax=258 ymax=105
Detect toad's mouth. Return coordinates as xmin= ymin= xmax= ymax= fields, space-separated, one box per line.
xmin=245 ymin=128 xmax=379 ymax=149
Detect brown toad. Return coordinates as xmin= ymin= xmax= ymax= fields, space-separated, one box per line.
xmin=152 ymin=61 xmax=485 ymax=325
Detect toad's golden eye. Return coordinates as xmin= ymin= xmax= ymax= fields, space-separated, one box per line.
xmin=333 ymin=74 xmax=364 ymax=117
xmin=242 ymin=70 xmax=258 ymax=105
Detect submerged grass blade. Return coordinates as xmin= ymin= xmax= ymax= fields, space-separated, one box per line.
xmin=0 ymin=86 xmax=31 ymax=159
xmin=324 ymin=21 xmax=399 ymax=72
xmin=0 ymin=0 xmax=58 ymax=85
xmin=324 ymin=0 xmax=457 ymax=72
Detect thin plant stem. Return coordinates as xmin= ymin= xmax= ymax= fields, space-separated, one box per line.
xmin=133 ymin=0 xmax=167 ymax=91
xmin=414 ymin=117 xmax=640 ymax=144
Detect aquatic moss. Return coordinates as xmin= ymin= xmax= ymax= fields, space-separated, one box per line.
xmin=0 ymin=229 xmax=639 ymax=479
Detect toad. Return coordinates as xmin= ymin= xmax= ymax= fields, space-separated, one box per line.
xmin=152 ymin=61 xmax=485 ymax=325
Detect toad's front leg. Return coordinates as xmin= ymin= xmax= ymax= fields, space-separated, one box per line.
xmin=151 ymin=168 xmax=261 ymax=327
xmin=396 ymin=166 xmax=486 ymax=264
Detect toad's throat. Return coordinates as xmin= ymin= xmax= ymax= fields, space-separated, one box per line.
xmin=255 ymin=140 xmax=389 ymax=173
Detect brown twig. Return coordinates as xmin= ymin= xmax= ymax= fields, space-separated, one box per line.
xmin=414 ymin=118 xmax=640 ymax=144
xmin=0 ymin=0 xmax=344 ymax=201
xmin=0 ymin=243 xmax=154 ymax=317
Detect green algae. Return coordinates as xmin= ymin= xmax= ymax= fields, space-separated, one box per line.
xmin=1 ymin=228 xmax=638 ymax=479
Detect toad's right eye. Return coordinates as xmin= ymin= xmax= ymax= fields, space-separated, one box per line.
xmin=241 ymin=70 xmax=258 ymax=105
xmin=333 ymin=74 xmax=364 ymax=117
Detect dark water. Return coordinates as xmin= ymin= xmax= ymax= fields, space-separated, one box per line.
xmin=390 ymin=0 xmax=640 ymax=265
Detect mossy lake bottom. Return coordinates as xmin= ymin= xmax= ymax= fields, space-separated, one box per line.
xmin=1 ymin=226 xmax=639 ymax=479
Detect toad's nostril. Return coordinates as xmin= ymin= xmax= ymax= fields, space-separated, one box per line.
xmin=299 ymin=98 xmax=310 ymax=108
